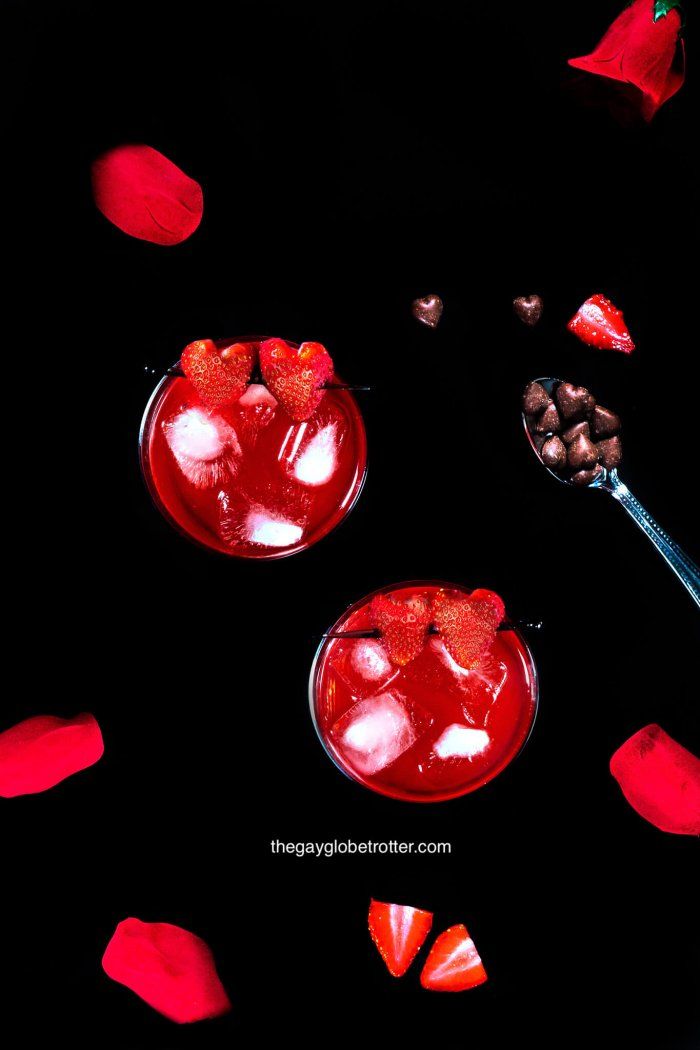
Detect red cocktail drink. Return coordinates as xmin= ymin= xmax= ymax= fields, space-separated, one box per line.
xmin=310 ymin=582 xmax=538 ymax=802
xmin=140 ymin=340 xmax=367 ymax=558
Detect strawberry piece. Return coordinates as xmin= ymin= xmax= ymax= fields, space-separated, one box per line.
xmin=180 ymin=338 xmax=256 ymax=409
xmin=368 ymin=900 xmax=433 ymax=978
xmin=432 ymin=589 xmax=505 ymax=670
xmin=420 ymin=924 xmax=487 ymax=992
xmin=610 ymin=724 xmax=700 ymax=836
xmin=369 ymin=594 xmax=432 ymax=667
xmin=259 ymin=338 xmax=333 ymax=421
xmin=567 ymin=294 xmax=635 ymax=354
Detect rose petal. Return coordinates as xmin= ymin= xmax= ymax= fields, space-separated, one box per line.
xmin=610 ymin=724 xmax=700 ymax=836
xmin=0 ymin=713 xmax=104 ymax=797
xmin=91 ymin=144 xmax=203 ymax=245
xmin=102 ymin=917 xmax=232 ymax=1023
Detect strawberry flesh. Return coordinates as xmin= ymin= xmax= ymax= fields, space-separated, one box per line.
xmin=180 ymin=339 xmax=256 ymax=409
xmin=420 ymin=924 xmax=487 ymax=992
xmin=368 ymin=900 xmax=434 ymax=978
xmin=432 ymin=589 xmax=504 ymax=670
xmin=259 ymin=338 xmax=333 ymax=421
xmin=369 ymin=594 xmax=432 ymax=667
xmin=567 ymin=294 xmax=635 ymax=353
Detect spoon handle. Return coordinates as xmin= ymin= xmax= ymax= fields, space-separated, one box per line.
xmin=608 ymin=473 xmax=700 ymax=609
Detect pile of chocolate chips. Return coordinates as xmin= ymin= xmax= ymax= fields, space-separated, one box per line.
xmin=523 ymin=380 xmax=622 ymax=486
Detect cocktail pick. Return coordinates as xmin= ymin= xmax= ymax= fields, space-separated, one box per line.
xmin=323 ymin=620 xmax=543 ymax=639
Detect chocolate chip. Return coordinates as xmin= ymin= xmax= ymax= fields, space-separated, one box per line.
xmin=591 ymin=405 xmax=621 ymax=438
xmin=555 ymin=382 xmax=595 ymax=420
xmin=535 ymin=402 xmax=561 ymax=433
xmin=571 ymin=465 xmax=603 ymax=486
xmin=597 ymin=435 xmax=622 ymax=469
xmin=523 ymin=381 xmax=551 ymax=416
xmin=412 ymin=294 xmax=443 ymax=328
xmin=568 ymin=432 xmax=598 ymax=470
xmin=513 ymin=294 xmax=543 ymax=326
xmin=541 ymin=435 xmax=566 ymax=469
xmin=562 ymin=421 xmax=590 ymax=444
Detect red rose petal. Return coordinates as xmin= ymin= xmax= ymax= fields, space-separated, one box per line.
xmin=0 ymin=713 xmax=104 ymax=798
xmin=102 ymin=917 xmax=231 ymax=1024
xmin=610 ymin=724 xmax=700 ymax=836
xmin=91 ymin=144 xmax=203 ymax=245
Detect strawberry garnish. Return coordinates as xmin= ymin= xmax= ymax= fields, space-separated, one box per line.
xmin=420 ymin=924 xmax=487 ymax=992
xmin=567 ymin=294 xmax=635 ymax=353
xmin=258 ymin=338 xmax=333 ymax=421
xmin=369 ymin=594 xmax=432 ymax=667
xmin=180 ymin=339 xmax=256 ymax=409
xmin=368 ymin=900 xmax=433 ymax=978
xmin=432 ymin=589 xmax=504 ymax=670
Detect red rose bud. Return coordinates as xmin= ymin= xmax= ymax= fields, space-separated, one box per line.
xmin=91 ymin=144 xmax=203 ymax=245
xmin=0 ymin=713 xmax=104 ymax=797
xmin=102 ymin=917 xmax=232 ymax=1023
xmin=568 ymin=0 xmax=685 ymax=121
xmin=610 ymin=724 xmax=700 ymax=836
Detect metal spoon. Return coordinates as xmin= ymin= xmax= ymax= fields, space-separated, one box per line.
xmin=523 ymin=377 xmax=700 ymax=609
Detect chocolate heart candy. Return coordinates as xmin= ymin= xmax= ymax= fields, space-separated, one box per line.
xmin=591 ymin=405 xmax=621 ymax=438
xmin=556 ymin=382 xmax=595 ymax=420
xmin=541 ymin=435 xmax=566 ymax=469
xmin=513 ymin=294 xmax=543 ymax=326
xmin=523 ymin=381 xmax=551 ymax=416
xmin=597 ymin=435 xmax=622 ymax=469
xmin=562 ymin=421 xmax=590 ymax=444
xmin=571 ymin=465 xmax=603 ymax=486
xmin=568 ymin=432 xmax=598 ymax=470
xmin=412 ymin=294 xmax=443 ymax=328
xmin=535 ymin=403 xmax=561 ymax=433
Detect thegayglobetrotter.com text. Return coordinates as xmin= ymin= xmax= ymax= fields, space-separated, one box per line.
xmin=270 ymin=839 xmax=452 ymax=858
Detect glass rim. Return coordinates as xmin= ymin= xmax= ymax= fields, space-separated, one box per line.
xmin=308 ymin=578 xmax=540 ymax=803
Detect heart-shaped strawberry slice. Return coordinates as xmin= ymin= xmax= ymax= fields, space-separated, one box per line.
xmin=432 ymin=589 xmax=505 ymax=670
xmin=370 ymin=594 xmax=432 ymax=668
xmin=368 ymin=900 xmax=434 ymax=978
xmin=180 ymin=339 xmax=256 ymax=409
xmin=420 ymin=924 xmax=487 ymax=992
xmin=259 ymin=338 xmax=333 ymax=421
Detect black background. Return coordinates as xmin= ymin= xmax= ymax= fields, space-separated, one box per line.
xmin=4 ymin=1 xmax=699 ymax=1046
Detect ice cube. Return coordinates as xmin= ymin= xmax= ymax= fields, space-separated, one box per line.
xmin=292 ymin=423 xmax=339 ymax=486
xmin=236 ymin=384 xmax=278 ymax=443
xmin=330 ymin=691 xmax=431 ymax=776
xmin=330 ymin=638 xmax=399 ymax=698
xmin=163 ymin=408 xmax=240 ymax=488
xmin=245 ymin=507 xmax=304 ymax=548
xmin=433 ymin=724 xmax=490 ymax=761
xmin=428 ymin=639 xmax=507 ymax=723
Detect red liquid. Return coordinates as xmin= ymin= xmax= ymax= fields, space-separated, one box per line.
xmin=140 ymin=366 xmax=367 ymax=559
xmin=311 ymin=583 xmax=538 ymax=802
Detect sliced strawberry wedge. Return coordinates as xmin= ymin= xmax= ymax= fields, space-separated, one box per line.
xmin=370 ymin=594 xmax=432 ymax=667
xmin=610 ymin=724 xmax=700 ymax=836
xmin=180 ymin=338 xmax=256 ymax=409
xmin=259 ymin=338 xmax=333 ymax=421
xmin=567 ymin=294 xmax=635 ymax=354
xmin=432 ymin=589 xmax=505 ymax=670
xmin=368 ymin=900 xmax=433 ymax=978
xmin=420 ymin=924 xmax=487 ymax=992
